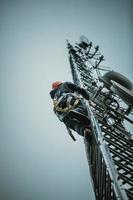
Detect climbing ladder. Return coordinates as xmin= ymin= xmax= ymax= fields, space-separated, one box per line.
xmin=67 ymin=36 xmax=133 ymax=200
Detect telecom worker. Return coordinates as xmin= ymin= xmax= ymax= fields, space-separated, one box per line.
xmin=50 ymin=81 xmax=92 ymax=143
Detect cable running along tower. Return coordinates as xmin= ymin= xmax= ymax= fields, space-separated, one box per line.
xmin=67 ymin=36 xmax=133 ymax=200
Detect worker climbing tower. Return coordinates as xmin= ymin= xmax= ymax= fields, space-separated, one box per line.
xmin=67 ymin=36 xmax=133 ymax=200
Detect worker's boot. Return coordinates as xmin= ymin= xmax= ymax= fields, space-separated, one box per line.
xmin=69 ymin=110 xmax=91 ymax=124
xmin=83 ymin=128 xmax=92 ymax=145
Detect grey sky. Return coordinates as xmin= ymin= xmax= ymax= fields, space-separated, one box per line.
xmin=0 ymin=0 xmax=132 ymax=200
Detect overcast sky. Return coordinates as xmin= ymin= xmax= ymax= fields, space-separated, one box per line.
xmin=0 ymin=0 xmax=133 ymax=200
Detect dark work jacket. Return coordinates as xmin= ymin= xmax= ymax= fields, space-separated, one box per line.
xmin=50 ymin=82 xmax=91 ymax=136
xmin=50 ymin=82 xmax=90 ymax=100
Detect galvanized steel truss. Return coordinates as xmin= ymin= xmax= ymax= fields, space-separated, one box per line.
xmin=67 ymin=37 xmax=133 ymax=200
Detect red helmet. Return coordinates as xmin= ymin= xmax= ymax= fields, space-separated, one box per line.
xmin=52 ymin=81 xmax=63 ymax=89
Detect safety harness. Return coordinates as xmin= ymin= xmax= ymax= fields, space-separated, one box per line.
xmin=53 ymin=93 xmax=81 ymax=141
xmin=53 ymin=93 xmax=80 ymax=113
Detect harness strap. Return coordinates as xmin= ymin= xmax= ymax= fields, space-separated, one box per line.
xmin=53 ymin=93 xmax=80 ymax=113
xmin=66 ymin=126 xmax=76 ymax=141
